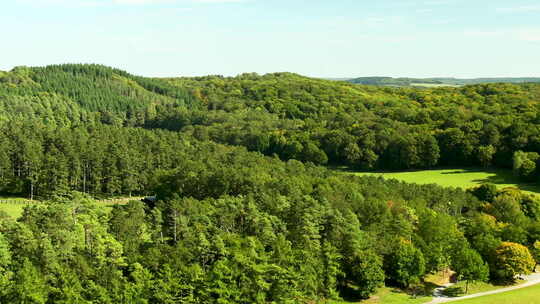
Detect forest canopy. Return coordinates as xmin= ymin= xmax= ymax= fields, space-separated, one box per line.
xmin=0 ymin=64 xmax=539 ymax=303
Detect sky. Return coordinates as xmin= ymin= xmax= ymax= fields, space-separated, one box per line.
xmin=1 ymin=0 xmax=540 ymax=78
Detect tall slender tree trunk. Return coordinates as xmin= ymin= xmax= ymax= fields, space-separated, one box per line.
xmin=83 ymin=164 xmax=87 ymax=193
xmin=173 ymin=210 xmax=178 ymax=243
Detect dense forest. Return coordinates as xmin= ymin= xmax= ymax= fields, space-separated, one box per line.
xmin=0 ymin=64 xmax=539 ymax=303
xmin=159 ymin=71 xmax=540 ymax=179
xmin=4 ymin=64 xmax=540 ymax=176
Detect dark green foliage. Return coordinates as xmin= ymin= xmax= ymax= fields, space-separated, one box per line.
xmin=384 ymin=240 xmax=426 ymax=288
xmin=451 ymin=247 xmax=489 ymax=293
xmin=469 ymin=183 xmax=498 ymax=203
xmin=0 ymin=137 xmax=492 ymax=303
xmin=153 ymin=73 xmax=540 ymax=171
xmin=3 ymin=64 xmax=540 ymax=172
xmin=513 ymin=151 xmax=540 ymax=181
xmin=0 ymin=122 xmax=195 ymax=198
xmin=342 ymin=249 xmax=385 ymax=299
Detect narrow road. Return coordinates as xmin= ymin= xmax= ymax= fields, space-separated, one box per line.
xmin=97 ymin=197 xmax=144 ymax=204
xmin=428 ymin=273 xmax=540 ymax=303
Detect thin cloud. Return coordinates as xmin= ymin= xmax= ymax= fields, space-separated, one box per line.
xmin=113 ymin=0 xmax=246 ymax=4
xmin=17 ymin=0 xmax=246 ymax=5
xmin=113 ymin=0 xmax=244 ymax=5
xmin=423 ymin=0 xmax=455 ymax=5
xmin=193 ymin=0 xmax=246 ymax=2
xmin=416 ymin=8 xmax=434 ymax=14
xmin=465 ymin=28 xmax=540 ymax=42
xmin=517 ymin=29 xmax=540 ymax=42
xmin=496 ymin=5 xmax=540 ymax=13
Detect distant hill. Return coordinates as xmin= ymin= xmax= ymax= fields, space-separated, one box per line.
xmin=0 ymin=64 xmax=196 ymax=125
xmin=345 ymin=76 xmax=540 ymax=87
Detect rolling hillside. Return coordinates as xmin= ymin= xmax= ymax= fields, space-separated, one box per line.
xmin=0 ymin=64 xmax=196 ymax=126
xmin=345 ymin=76 xmax=540 ymax=87
xmin=0 ymin=64 xmax=539 ymax=303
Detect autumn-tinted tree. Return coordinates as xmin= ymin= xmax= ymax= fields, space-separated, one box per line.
xmin=493 ymin=242 xmax=535 ymax=282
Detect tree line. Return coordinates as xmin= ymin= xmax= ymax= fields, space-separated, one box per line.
xmin=142 ymin=72 xmax=540 ymax=177
xmin=3 ymin=64 xmax=540 ymax=176
xmin=0 ymin=121 xmax=194 ymax=199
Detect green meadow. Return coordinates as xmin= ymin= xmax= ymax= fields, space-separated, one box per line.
xmin=0 ymin=197 xmax=138 ymax=219
xmin=410 ymin=83 xmax=461 ymax=88
xmin=451 ymin=283 xmax=540 ymax=304
xmin=0 ymin=203 xmax=28 ymax=218
xmin=348 ymin=167 xmax=540 ymax=196
xmin=0 ymin=197 xmax=35 ymax=218
xmin=325 ymin=287 xmax=431 ymax=304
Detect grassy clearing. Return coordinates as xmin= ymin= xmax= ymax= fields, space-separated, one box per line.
xmin=0 ymin=196 xmax=139 ymax=219
xmin=0 ymin=202 xmax=28 ymax=218
xmin=441 ymin=280 xmax=524 ymax=297
xmin=326 ymin=272 xmax=452 ymax=304
xmin=410 ymin=83 xmax=461 ymax=88
xmin=357 ymin=288 xmax=431 ymax=304
xmin=451 ymin=282 xmax=540 ymax=303
xmin=0 ymin=197 xmax=36 ymax=218
xmin=324 ymin=287 xmax=431 ymax=304
xmin=323 ymin=268 xmax=529 ymax=303
xmin=348 ymin=167 xmax=540 ymax=196
xmin=424 ymin=269 xmax=518 ymax=298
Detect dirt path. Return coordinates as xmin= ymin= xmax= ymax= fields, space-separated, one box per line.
xmin=97 ymin=197 xmax=144 ymax=204
xmin=428 ymin=273 xmax=540 ymax=303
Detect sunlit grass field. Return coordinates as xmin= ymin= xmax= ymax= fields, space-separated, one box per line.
xmin=451 ymin=283 xmax=540 ymax=304
xmin=0 ymin=202 xmax=27 ymax=218
xmin=355 ymin=288 xmax=431 ymax=304
xmin=441 ymin=280 xmax=526 ymax=298
xmin=326 ymin=279 xmax=530 ymax=304
xmin=0 ymin=197 xmax=35 ymax=218
xmin=324 ymin=287 xmax=431 ymax=304
xmin=347 ymin=167 xmax=540 ymax=196
xmin=0 ymin=197 xmax=138 ymax=219
xmin=411 ymin=83 xmax=461 ymax=88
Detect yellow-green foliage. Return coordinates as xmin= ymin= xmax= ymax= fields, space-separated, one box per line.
xmin=494 ymin=242 xmax=535 ymax=281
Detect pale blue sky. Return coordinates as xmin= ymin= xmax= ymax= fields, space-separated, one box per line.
xmin=1 ymin=0 xmax=540 ymax=78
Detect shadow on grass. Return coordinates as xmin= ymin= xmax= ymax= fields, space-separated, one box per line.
xmin=466 ymin=168 xmax=540 ymax=193
xmin=441 ymin=279 xmax=516 ymax=298
xmin=338 ymin=282 xmax=434 ymax=303
xmin=423 ymin=281 xmax=442 ymax=295
xmin=338 ymin=284 xmax=367 ymax=302
xmin=441 ymin=170 xmax=471 ymax=174
xmin=441 ymin=286 xmax=464 ymax=297
xmin=387 ymin=282 xmax=437 ymax=299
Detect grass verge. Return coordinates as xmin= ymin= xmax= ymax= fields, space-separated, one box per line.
xmin=451 ymin=282 xmax=540 ymax=303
